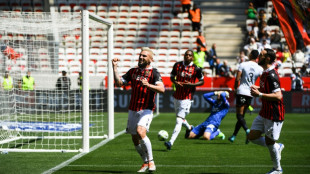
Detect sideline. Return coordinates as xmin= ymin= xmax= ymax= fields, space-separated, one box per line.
xmin=42 ymin=113 xmax=160 ymax=174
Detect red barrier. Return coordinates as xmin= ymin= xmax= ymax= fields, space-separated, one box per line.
xmin=106 ymin=76 xmax=310 ymax=91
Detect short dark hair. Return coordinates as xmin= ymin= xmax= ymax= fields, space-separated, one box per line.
xmin=250 ymin=50 xmax=259 ymax=60
xmin=264 ymin=48 xmax=276 ymax=63
xmin=62 ymin=71 xmax=67 ymax=75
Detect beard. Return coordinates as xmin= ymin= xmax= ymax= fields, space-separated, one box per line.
xmin=138 ymin=61 xmax=149 ymax=68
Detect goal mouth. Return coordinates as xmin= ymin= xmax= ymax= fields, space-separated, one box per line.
xmin=0 ymin=11 xmax=113 ymax=152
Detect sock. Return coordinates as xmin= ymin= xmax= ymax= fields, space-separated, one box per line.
xmin=232 ymin=121 xmax=242 ymax=136
xmin=182 ymin=119 xmax=191 ymax=130
xmin=135 ymin=144 xmax=148 ymax=163
xmin=267 ymin=143 xmax=282 ymax=170
xmin=236 ymin=114 xmax=248 ymax=131
xmin=210 ymin=130 xmax=220 ymax=140
xmin=250 ymin=136 xmax=267 ymax=147
xmin=140 ymin=136 xmax=153 ymax=162
xmin=169 ymin=117 xmax=183 ymax=145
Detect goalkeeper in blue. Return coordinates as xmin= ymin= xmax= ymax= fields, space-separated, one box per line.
xmin=185 ymin=91 xmax=229 ymax=140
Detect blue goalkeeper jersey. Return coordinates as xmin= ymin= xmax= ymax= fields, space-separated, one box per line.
xmin=202 ymin=92 xmax=230 ymax=128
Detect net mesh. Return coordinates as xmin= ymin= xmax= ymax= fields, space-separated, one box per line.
xmin=0 ymin=11 xmax=108 ymax=152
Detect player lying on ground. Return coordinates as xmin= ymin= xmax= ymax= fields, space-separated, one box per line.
xmin=185 ymin=91 xmax=229 ymax=140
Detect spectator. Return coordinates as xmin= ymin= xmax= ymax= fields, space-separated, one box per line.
xmin=236 ymin=50 xmax=249 ymax=65
xmin=261 ymin=39 xmax=272 ymax=50
xmin=215 ymin=58 xmax=222 ymax=77
xmin=282 ymin=46 xmax=292 ymax=63
xmin=275 ymin=47 xmax=284 ymax=63
xmin=258 ymin=21 xmax=271 ymax=40
xmin=245 ymin=2 xmax=257 ymax=20
xmin=244 ymin=37 xmax=262 ymax=56
xmin=300 ymin=64 xmax=309 ymax=77
xmin=258 ymin=8 xmax=266 ymax=23
xmin=189 ymin=4 xmax=202 ymax=31
xmin=270 ymin=28 xmax=282 ymax=46
xmin=1 ymin=71 xmax=13 ymax=90
xmin=193 ymin=46 xmax=206 ymax=69
xmin=293 ymin=50 xmax=305 ymax=64
xmin=219 ymin=60 xmax=234 ymax=78
xmin=20 ymin=71 xmax=35 ymax=90
xmin=267 ymin=10 xmax=280 ymax=26
xmin=180 ymin=0 xmax=191 ymax=13
xmin=56 ymin=71 xmax=71 ymax=110
xmin=196 ymin=30 xmax=207 ymax=52
xmin=208 ymin=43 xmax=218 ymax=74
xmin=291 ymin=67 xmax=303 ymax=91
xmin=305 ymin=45 xmax=310 ymax=65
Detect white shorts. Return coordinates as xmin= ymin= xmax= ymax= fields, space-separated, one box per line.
xmin=251 ymin=115 xmax=283 ymax=141
xmin=126 ymin=109 xmax=153 ymax=135
xmin=174 ymin=99 xmax=192 ymax=119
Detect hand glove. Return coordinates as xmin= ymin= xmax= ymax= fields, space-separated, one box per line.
xmin=225 ymin=91 xmax=229 ymax=98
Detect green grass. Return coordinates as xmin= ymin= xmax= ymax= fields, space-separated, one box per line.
xmin=1 ymin=112 xmax=310 ymax=174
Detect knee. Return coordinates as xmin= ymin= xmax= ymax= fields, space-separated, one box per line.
xmin=247 ymin=130 xmax=259 ymax=141
xmin=203 ymin=135 xmax=211 ymax=141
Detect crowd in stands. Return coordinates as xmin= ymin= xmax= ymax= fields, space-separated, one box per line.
xmin=241 ymin=0 xmax=310 ymax=80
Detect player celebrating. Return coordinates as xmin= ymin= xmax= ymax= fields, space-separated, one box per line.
xmin=112 ymin=47 xmax=165 ymax=173
xmin=164 ymin=50 xmax=204 ymax=150
xmin=228 ymin=50 xmax=263 ymax=143
xmin=249 ymin=48 xmax=285 ymax=174
xmin=185 ymin=91 xmax=229 ymax=140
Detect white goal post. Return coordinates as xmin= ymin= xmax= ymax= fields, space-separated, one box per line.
xmin=0 ymin=11 xmax=113 ymax=153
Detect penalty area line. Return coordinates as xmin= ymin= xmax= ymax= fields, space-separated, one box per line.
xmin=42 ymin=130 xmax=126 ymax=174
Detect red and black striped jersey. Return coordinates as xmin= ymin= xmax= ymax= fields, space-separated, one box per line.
xmin=122 ymin=66 xmax=163 ymax=111
xmin=171 ymin=61 xmax=204 ymax=100
xmin=259 ymin=67 xmax=285 ymax=122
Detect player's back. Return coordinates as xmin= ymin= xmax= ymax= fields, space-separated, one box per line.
xmin=237 ymin=61 xmax=263 ymax=96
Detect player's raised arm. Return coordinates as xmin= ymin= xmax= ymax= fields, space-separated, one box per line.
xmin=112 ymin=58 xmax=123 ymax=87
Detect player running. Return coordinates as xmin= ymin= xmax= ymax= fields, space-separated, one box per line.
xmin=185 ymin=91 xmax=229 ymax=140
xmin=164 ymin=50 xmax=204 ymax=150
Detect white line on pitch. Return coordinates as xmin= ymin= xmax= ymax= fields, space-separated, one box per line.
xmin=67 ymin=164 xmax=310 ymax=168
xmin=42 ymin=114 xmax=160 ymax=174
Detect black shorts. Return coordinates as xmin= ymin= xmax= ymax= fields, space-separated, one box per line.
xmin=236 ymin=94 xmax=253 ymax=107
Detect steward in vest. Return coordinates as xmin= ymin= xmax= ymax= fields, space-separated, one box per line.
xmin=193 ymin=46 xmax=206 ymax=68
xmin=21 ymin=71 xmax=35 ymax=90
xmin=180 ymin=0 xmax=191 ymax=13
xmin=196 ymin=30 xmax=207 ymax=52
xmin=2 ymin=71 xmax=13 ymax=90
xmin=189 ymin=4 xmax=202 ymax=31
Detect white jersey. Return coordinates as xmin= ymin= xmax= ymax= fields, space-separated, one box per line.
xmin=237 ymin=61 xmax=263 ymax=96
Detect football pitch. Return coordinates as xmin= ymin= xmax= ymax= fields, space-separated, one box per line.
xmin=1 ymin=112 xmax=310 ymax=174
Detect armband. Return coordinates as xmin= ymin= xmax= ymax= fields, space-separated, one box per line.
xmin=259 ymin=93 xmax=263 ymax=98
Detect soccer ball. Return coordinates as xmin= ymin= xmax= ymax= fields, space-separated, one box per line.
xmin=158 ymin=130 xmax=169 ymax=141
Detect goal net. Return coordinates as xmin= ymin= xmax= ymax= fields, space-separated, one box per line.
xmin=0 ymin=11 xmax=114 ymax=152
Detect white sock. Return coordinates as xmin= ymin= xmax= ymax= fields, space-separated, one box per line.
xmin=169 ymin=117 xmax=183 ymax=145
xmin=182 ymin=119 xmax=191 ymax=130
xmin=267 ymin=143 xmax=282 ymax=170
xmin=135 ymin=144 xmax=148 ymax=163
xmin=250 ymin=136 xmax=267 ymax=147
xmin=141 ymin=136 xmax=153 ymax=162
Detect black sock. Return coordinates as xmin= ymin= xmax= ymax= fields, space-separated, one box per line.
xmin=233 ymin=121 xmax=242 ymax=136
xmin=237 ymin=114 xmax=248 ymax=131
